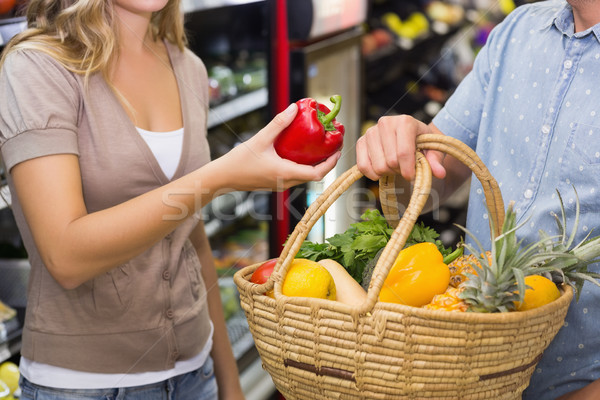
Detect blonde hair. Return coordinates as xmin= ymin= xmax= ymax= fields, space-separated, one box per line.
xmin=0 ymin=0 xmax=187 ymax=81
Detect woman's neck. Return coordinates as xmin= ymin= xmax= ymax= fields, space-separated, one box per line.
xmin=114 ymin=6 xmax=153 ymax=54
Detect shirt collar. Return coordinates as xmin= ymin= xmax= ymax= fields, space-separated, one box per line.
xmin=537 ymin=1 xmax=600 ymax=43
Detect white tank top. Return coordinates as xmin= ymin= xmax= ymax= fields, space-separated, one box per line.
xmin=136 ymin=126 xmax=184 ymax=180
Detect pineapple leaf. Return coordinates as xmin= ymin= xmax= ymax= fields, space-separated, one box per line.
xmin=512 ymin=267 xmax=527 ymax=303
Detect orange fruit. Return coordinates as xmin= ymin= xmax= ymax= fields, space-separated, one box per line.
xmin=282 ymin=259 xmax=336 ymax=300
xmin=515 ymin=275 xmax=560 ymax=311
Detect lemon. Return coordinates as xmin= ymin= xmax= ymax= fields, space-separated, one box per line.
xmin=0 ymin=362 xmax=19 ymax=394
xmin=515 ymin=275 xmax=560 ymax=311
xmin=282 ymin=259 xmax=336 ymax=300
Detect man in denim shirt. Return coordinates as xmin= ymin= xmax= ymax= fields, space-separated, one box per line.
xmin=357 ymin=1 xmax=600 ymax=399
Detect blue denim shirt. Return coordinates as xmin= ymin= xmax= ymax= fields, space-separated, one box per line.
xmin=432 ymin=1 xmax=600 ymax=398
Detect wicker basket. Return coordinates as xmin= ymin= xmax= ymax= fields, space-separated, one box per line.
xmin=233 ymin=134 xmax=573 ymax=400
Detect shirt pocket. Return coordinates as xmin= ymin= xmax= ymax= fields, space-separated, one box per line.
xmin=559 ymin=122 xmax=600 ymax=210
xmin=565 ymin=123 xmax=600 ymax=165
xmin=76 ymin=264 xmax=133 ymax=318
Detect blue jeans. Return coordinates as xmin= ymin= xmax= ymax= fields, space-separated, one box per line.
xmin=19 ymin=356 xmax=218 ymax=400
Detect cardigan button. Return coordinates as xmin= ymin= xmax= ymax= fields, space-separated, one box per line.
xmin=166 ymin=309 xmax=175 ymax=319
xmin=162 ymin=270 xmax=171 ymax=280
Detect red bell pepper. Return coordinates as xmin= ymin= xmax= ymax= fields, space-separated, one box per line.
xmin=274 ymin=95 xmax=344 ymax=165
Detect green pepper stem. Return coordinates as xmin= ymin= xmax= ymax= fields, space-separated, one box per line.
xmin=319 ymin=95 xmax=342 ymax=128
xmin=443 ymin=246 xmax=464 ymax=264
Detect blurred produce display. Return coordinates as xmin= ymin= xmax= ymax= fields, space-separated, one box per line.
xmin=219 ymin=278 xmax=242 ymax=321
xmin=0 ymin=301 xmax=14 ymax=323
xmin=361 ymin=0 xmax=527 ymax=126
xmin=360 ymin=0 xmax=535 ymax=249
xmin=207 ymin=53 xmax=267 ymax=106
xmin=212 ymin=218 xmax=269 ymax=277
xmin=0 ymin=361 xmax=18 ymax=400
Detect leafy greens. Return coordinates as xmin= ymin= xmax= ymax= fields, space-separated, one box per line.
xmin=295 ymin=209 xmax=451 ymax=283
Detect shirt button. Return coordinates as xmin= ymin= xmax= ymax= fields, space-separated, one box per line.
xmin=542 ymin=124 xmax=551 ymax=134
xmin=524 ymin=189 xmax=533 ymax=199
xmin=162 ymin=270 xmax=171 ymax=280
xmin=564 ymin=60 xmax=573 ymax=69
xmin=166 ymin=309 xmax=175 ymax=319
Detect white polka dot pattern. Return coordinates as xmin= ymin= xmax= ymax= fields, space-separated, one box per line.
xmin=432 ymin=2 xmax=600 ymax=399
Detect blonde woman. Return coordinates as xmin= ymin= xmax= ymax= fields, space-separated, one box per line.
xmin=0 ymin=1 xmax=339 ymax=399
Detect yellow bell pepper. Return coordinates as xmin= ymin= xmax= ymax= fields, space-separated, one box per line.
xmin=379 ymin=242 xmax=450 ymax=307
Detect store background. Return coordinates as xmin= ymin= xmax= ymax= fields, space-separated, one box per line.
xmin=0 ymin=0 xmax=539 ymax=399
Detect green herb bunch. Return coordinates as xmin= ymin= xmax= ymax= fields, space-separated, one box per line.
xmin=296 ymin=209 xmax=451 ymax=283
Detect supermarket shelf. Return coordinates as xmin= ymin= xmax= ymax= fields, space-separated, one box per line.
xmin=222 ymin=274 xmax=276 ymax=399
xmin=0 ymin=2 xmax=268 ymax=45
xmin=227 ymin=313 xmax=255 ymax=360
xmin=240 ymin=355 xmax=276 ymax=400
xmin=0 ymin=317 xmax=21 ymax=364
xmin=182 ymin=0 xmax=264 ymax=14
xmin=204 ymin=192 xmax=269 ymax=238
xmin=0 ymin=17 xmax=26 ymax=47
xmin=207 ymin=88 xmax=268 ymax=129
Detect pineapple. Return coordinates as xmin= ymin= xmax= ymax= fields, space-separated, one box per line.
xmin=424 ymin=287 xmax=468 ymax=312
xmin=457 ymin=201 xmax=581 ymax=313
xmin=448 ymin=251 xmax=492 ymax=288
xmin=427 ymin=188 xmax=600 ymax=313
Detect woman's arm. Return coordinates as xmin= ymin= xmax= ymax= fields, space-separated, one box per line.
xmin=190 ymin=220 xmax=245 ymax=400
xmin=10 ymin=103 xmax=339 ymax=289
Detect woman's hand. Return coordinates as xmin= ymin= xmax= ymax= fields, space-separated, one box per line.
xmin=356 ymin=115 xmax=446 ymax=181
xmin=211 ymin=103 xmax=340 ymax=192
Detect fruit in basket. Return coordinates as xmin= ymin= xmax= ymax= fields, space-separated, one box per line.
xmin=250 ymin=258 xmax=277 ymax=298
xmin=436 ymin=189 xmax=600 ymax=313
xmin=514 ymin=275 xmax=561 ymax=311
xmin=379 ymin=242 xmax=450 ymax=307
xmin=457 ymin=202 xmax=563 ymax=312
xmin=448 ymin=251 xmax=491 ymax=288
xmin=274 ymin=95 xmax=344 ymax=165
xmin=282 ymin=259 xmax=336 ymax=300
xmin=457 ymin=196 xmax=600 ymax=313
xmin=317 ymin=259 xmax=367 ymax=307
xmin=296 ymin=209 xmax=454 ymax=290
xmin=424 ymin=287 xmax=468 ymax=312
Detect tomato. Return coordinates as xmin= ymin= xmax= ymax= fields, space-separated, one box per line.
xmin=250 ymin=258 xmax=277 ymax=298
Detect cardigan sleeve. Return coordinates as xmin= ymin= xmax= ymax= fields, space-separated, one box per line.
xmin=0 ymin=49 xmax=80 ymax=172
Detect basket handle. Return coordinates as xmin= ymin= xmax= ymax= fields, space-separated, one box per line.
xmin=268 ymin=134 xmax=504 ymax=313
xmin=268 ymin=165 xmax=364 ymax=297
xmin=363 ymin=134 xmax=505 ymax=313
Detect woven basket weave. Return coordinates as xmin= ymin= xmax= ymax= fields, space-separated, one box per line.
xmin=233 ymin=134 xmax=573 ymax=400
